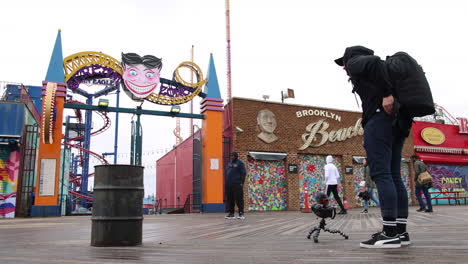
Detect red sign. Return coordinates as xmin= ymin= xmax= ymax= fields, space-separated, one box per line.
xmin=412 ymin=121 xmax=468 ymax=165
xmin=413 ymin=121 xmax=468 ymax=149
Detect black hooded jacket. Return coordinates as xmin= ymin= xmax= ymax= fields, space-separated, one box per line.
xmin=341 ymin=46 xmax=393 ymax=125
xmin=226 ymin=157 xmax=246 ymax=186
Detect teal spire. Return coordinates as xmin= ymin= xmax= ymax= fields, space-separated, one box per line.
xmin=203 ymin=54 xmax=221 ymax=99
xmin=45 ymin=30 xmax=65 ymax=83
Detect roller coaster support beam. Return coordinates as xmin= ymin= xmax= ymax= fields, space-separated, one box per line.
xmin=80 ymin=96 xmax=93 ymax=207
xmin=59 ymin=115 xmax=72 ymax=215
xmin=130 ymin=109 xmax=143 ymax=166
xmin=113 ymin=81 xmax=121 ymax=164
xmin=136 ymin=112 xmax=142 ymax=166
xmin=130 ymin=119 xmax=135 ymax=166
xmin=64 ymin=103 xmax=205 ymax=119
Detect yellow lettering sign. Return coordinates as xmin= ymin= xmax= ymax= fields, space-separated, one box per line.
xmin=421 ymin=127 xmax=446 ymax=145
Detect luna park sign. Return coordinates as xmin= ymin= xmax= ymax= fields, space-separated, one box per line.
xmin=299 ymin=118 xmax=364 ymax=150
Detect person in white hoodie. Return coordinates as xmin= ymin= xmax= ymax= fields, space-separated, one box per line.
xmin=324 ymin=155 xmax=347 ymax=214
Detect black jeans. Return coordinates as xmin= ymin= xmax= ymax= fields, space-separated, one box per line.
xmin=326 ymin=184 xmax=345 ymax=211
xmin=364 ymin=111 xmax=408 ymax=219
xmin=226 ymin=184 xmax=244 ymax=214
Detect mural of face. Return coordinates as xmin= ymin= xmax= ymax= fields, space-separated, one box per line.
xmin=257 ymin=109 xmax=278 ymax=144
xmin=121 ymin=53 xmax=163 ymax=99
xmin=258 ymin=109 xmax=277 ymax=133
xmin=123 ymin=64 xmax=160 ymax=98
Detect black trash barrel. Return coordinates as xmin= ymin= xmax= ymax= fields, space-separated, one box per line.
xmin=91 ymin=165 xmax=144 ymax=247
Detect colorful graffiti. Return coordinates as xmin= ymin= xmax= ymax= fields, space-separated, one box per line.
xmin=247 ymin=159 xmax=287 ymax=211
xmin=0 ymin=151 xmax=20 ymax=218
xmin=428 ymin=164 xmax=468 ymax=203
xmin=298 ymin=155 xmax=343 ymax=209
xmin=352 ymin=162 xmax=412 ymax=207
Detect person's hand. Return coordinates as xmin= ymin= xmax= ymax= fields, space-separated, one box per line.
xmin=382 ymin=95 xmax=394 ymax=115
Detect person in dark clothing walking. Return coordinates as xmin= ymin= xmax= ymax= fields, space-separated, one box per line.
xmin=412 ymin=155 xmax=433 ymax=213
xmin=225 ymin=152 xmax=247 ymax=219
xmin=336 ymin=46 xmax=413 ymax=248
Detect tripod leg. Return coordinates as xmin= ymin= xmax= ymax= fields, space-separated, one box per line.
xmin=312 ymin=228 xmax=321 ymax=243
xmin=307 ymin=227 xmax=319 ymax=239
xmin=324 ymin=227 xmax=349 ymax=240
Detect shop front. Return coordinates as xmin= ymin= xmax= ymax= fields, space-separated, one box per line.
xmin=412 ymin=119 xmax=468 ymax=204
xmin=227 ymin=97 xmax=415 ymax=211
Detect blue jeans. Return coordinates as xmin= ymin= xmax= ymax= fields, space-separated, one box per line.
xmin=364 ymin=111 xmax=408 ymax=219
xmin=415 ymin=186 xmax=432 ymax=210
xmin=363 ymin=187 xmax=379 ymax=210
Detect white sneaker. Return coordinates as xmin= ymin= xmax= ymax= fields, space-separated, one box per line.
xmin=360 ymin=232 xmax=401 ymax=249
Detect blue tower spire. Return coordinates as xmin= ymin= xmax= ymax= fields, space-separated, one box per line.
xmin=45 ymin=30 xmax=65 ymax=83
xmin=203 ymin=54 xmax=221 ymax=99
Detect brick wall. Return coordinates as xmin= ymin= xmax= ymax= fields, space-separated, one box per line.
xmin=230 ymin=97 xmax=415 ymax=210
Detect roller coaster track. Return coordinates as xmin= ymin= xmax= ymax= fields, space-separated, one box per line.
xmin=66 ymin=141 xmax=109 ymax=165
xmin=63 ymin=51 xmax=123 ymax=82
xmin=66 ymin=100 xmax=110 ymax=202
xmin=69 ymin=172 xmax=95 ymax=186
xmin=69 ymin=172 xmax=80 ymax=185
xmin=69 ymin=190 xmax=93 ymax=201
xmin=67 ymin=100 xmax=111 ymax=142
xmin=66 ymin=100 xmax=110 ymax=166
xmin=68 ymin=173 xmax=93 ymax=201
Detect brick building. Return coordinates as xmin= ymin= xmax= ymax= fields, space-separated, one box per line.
xmin=224 ymin=97 xmax=415 ymax=211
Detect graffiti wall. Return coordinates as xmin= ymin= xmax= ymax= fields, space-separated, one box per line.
xmin=298 ymin=155 xmax=343 ymax=209
xmin=352 ymin=161 xmax=412 ymax=207
xmin=0 ymin=148 xmax=20 ymax=218
xmin=247 ymin=159 xmax=287 ymax=211
xmin=428 ymin=164 xmax=468 ymax=204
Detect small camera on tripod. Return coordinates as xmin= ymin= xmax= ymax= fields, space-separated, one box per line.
xmin=311 ymin=192 xmax=336 ymax=219
xmin=307 ymin=192 xmax=348 ymax=243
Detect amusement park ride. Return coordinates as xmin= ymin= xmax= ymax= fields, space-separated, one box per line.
xmin=32 ymin=30 xmax=225 ymax=216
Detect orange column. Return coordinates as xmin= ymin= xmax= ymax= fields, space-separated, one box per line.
xmin=200 ymin=98 xmax=224 ymax=212
xmin=34 ymin=81 xmax=67 ymax=209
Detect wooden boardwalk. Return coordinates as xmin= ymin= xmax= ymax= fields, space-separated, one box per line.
xmin=1 ymin=205 xmax=468 ymax=264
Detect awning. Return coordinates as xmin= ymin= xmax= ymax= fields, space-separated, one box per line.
xmin=248 ymin=151 xmax=287 ymax=161
xmin=353 ymin=156 xmax=409 ymax=163
xmin=0 ymin=136 xmax=20 ymax=145
xmin=416 ymin=152 xmax=468 ymax=165
xmin=353 ymin=156 xmax=365 ymax=164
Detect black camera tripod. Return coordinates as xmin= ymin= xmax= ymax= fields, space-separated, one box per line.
xmin=307 ymin=218 xmax=349 ymax=243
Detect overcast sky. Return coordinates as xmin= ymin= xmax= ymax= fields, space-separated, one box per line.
xmin=1 ymin=0 xmax=467 ymax=195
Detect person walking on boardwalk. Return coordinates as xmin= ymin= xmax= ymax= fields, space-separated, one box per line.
xmin=324 ymin=155 xmax=347 ymax=215
xmin=412 ymin=155 xmax=433 ymax=213
xmin=225 ymin=152 xmax=247 ymax=219
xmin=335 ymin=46 xmax=413 ymax=248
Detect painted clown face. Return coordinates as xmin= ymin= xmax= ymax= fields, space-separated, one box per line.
xmin=123 ymin=64 xmax=160 ymax=98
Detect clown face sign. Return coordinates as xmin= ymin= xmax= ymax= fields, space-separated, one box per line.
xmin=121 ymin=52 xmax=162 ymax=99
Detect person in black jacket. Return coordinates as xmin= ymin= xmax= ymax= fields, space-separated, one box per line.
xmin=336 ymin=46 xmax=412 ymax=248
xmin=225 ymin=152 xmax=247 ymax=219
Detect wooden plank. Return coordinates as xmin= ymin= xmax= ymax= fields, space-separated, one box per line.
xmin=0 ymin=206 xmax=468 ymax=263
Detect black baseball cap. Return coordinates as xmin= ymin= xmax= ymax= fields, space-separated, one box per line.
xmin=335 ymin=46 xmax=374 ymax=67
